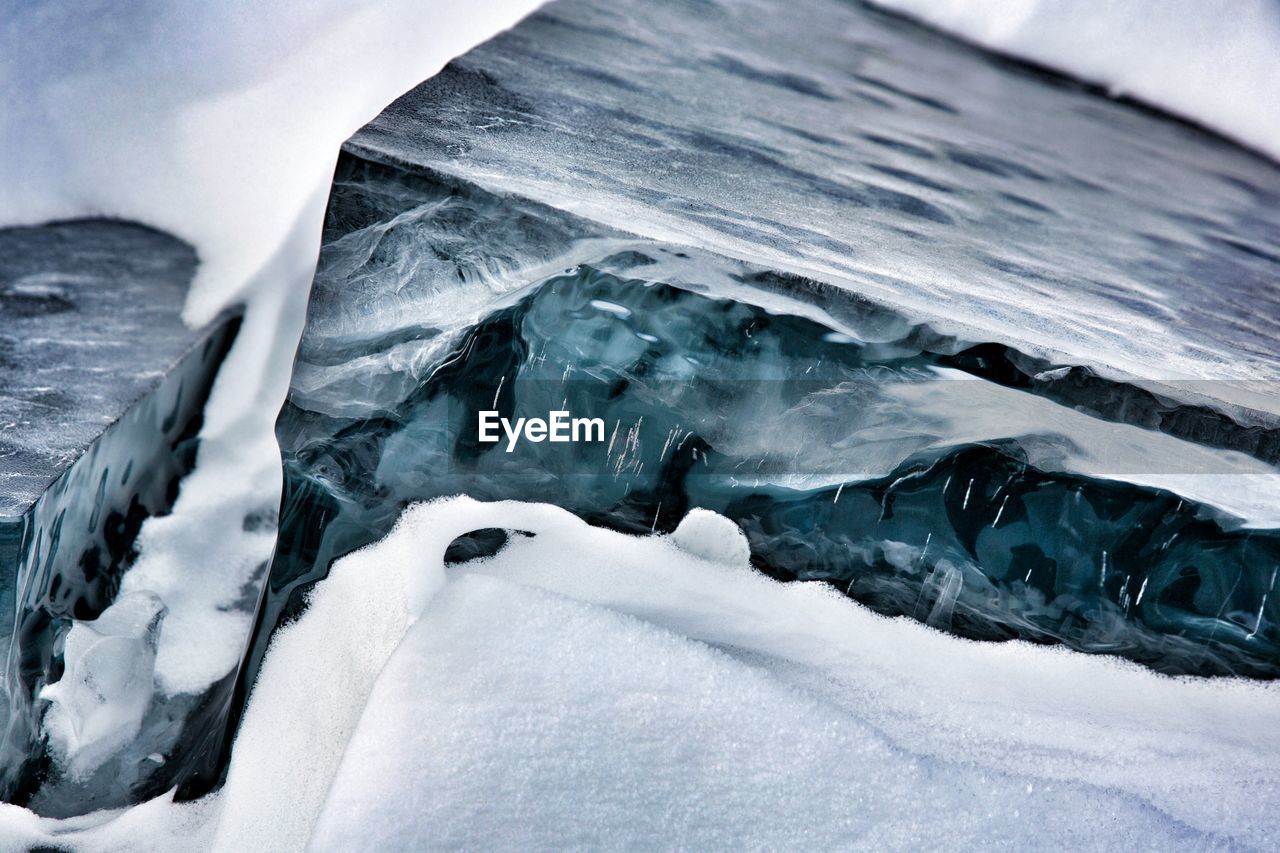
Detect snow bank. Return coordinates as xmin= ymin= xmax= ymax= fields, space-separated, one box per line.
xmin=15 ymin=497 xmax=1271 ymax=850
xmin=868 ymin=0 xmax=1280 ymax=162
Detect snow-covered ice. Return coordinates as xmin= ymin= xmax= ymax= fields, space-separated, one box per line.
xmin=1 ymin=0 xmax=1278 ymax=846
xmin=14 ymin=498 xmax=1276 ymax=850
xmin=39 ymin=593 xmax=166 ymax=782
xmin=868 ymin=0 xmax=1280 ymax=162
xmin=0 ymin=0 xmax=549 ymax=810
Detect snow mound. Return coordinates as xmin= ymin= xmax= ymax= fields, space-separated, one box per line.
xmin=669 ymin=508 xmax=752 ymax=565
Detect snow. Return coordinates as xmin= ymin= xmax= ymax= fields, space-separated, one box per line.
xmin=13 ymin=497 xmax=1274 ymax=850
xmin=0 ymin=791 xmax=217 ymax=853
xmin=39 ymin=593 xmax=166 ymax=781
xmin=309 ymin=500 xmax=1280 ymax=849
xmin=313 ymin=574 xmax=1197 ymax=851
xmin=670 ymin=508 xmax=752 ymax=565
xmin=868 ymin=0 xmax=1280 ymax=163
xmin=1 ymin=0 xmax=1277 ymax=847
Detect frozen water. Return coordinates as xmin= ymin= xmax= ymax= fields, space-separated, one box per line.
xmin=869 ymin=0 xmax=1280 ymax=162
xmin=251 ymin=166 xmax=1280 ymax=688
xmin=39 ymin=593 xmax=166 ymax=782
xmin=0 ymin=221 xmax=237 ymax=808
xmin=0 ymin=0 xmax=548 ymax=820
xmin=0 ymin=221 xmax=200 ymax=518
xmin=3 ymin=0 xmax=1279 ymax=843
xmin=351 ymin=0 xmax=1280 ymax=415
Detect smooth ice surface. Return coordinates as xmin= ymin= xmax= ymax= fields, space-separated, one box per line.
xmin=869 ymin=0 xmax=1280 ymax=162
xmin=351 ymin=0 xmax=1280 ymax=416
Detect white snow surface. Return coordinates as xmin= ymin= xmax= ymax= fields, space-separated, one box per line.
xmin=868 ymin=0 xmax=1280 ymax=162
xmin=9 ymin=498 xmax=1277 ymax=850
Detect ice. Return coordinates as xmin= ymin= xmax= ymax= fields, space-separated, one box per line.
xmin=38 ymin=593 xmax=167 ymax=782
xmin=351 ymin=0 xmax=1280 ymax=413
xmin=7 ymin=498 xmax=1278 ymax=849
xmin=0 ymin=0 xmax=548 ymax=818
xmin=98 ymin=0 xmax=1280 ymax=806
xmin=3 ymin=0 xmax=1278 ymax=841
xmin=868 ymin=0 xmax=1280 ymax=163
xmin=260 ymin=230 xmax=1280 ymax=680
xmin=0 ymin=221 xmax=201 ymax=519
xmin=0 ymin=224 xmax=241 ymax=808
xmin=0 ymin=0 xmax=552 ymax=680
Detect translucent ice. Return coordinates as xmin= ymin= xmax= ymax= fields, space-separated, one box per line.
xmin=670 ymin=508 xmax=751 ymax=566
xmin=0 ymin=0 xmax=548 ymax=817
xmin=39 ymin=593 xmax=167 ymax=782
xmin=257 ymin=192 xmax=1280 ymax=680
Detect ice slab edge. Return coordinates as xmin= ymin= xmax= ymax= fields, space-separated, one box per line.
xmin=159 ymin=152 xmax=1280 ymax=815
xmin=0 ymin=220 xmax=240 ymax=805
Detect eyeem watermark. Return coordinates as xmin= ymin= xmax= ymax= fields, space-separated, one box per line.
xmin=478 ymin=410 xmax=605 ymax=452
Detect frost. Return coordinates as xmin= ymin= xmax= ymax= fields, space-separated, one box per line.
xmin=39 ymin=593 xmax=166 ymax=781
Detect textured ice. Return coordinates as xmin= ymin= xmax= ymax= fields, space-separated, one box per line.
xmin=350 ymin=0 xmax=1280 ymax=416
xmin=0 ymin=221 xmax=199 ymax=518
xmin=868 ymin=0 xmax=1280 ymax=162
xmin=39 ymin=593 xmax=166 ymax=782
xmin=0 ymin=0 xmax=549 ymax=821
xmin=0 ymin=220 xmax=237 ymax=809
xmin=4 ymin=0 xmax=1280 ymax=843
xmin=173 ymin=0 xmax=1280 ymax=831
